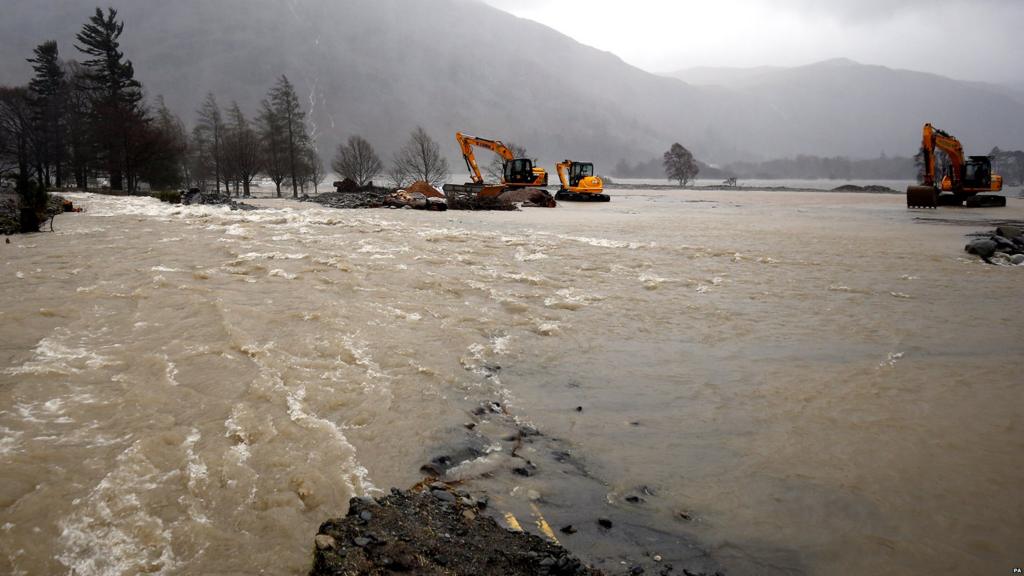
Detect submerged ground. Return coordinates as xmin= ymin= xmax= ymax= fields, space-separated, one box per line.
xmin=1 ymin=188 xmax=1021 ymax=575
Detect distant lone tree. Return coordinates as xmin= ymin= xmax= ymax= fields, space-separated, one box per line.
xmin=390 ymin=126 xmax=449 ymax=187
xmin=332 ymin=135 xmax=382 ymax=187
xmin=663 ymin=143 xmax=699 ymax=187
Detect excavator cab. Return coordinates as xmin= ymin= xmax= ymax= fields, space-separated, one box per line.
xmin=568 ymin=162 xmax=595 ymax=187
xmin=504 ymin=159 xmax=538 ymax=186
xmin=964 ymin=156 xmax=993 ymax=189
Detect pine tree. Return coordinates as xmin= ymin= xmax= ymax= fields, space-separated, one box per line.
xmin=27 ymin=40 xmax=66 ymax=188
xmin=75 ymin=7 xmax=144 ymax=191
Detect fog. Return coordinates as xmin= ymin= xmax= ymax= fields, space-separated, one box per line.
xmin=481 ymin=0 xmax=1024 ymax=83
xmin=1 ymin=0 xmax=1022 ymax=167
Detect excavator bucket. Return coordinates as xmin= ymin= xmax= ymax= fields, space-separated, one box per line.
xmin=907 ymin=186 xmax=938 ymax=209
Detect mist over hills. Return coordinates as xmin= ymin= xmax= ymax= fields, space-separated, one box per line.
xmin=2 ymin=0 xmax=1022 ymax=170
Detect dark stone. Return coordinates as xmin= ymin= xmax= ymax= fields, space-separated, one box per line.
xmin=996 ymin=226 xmax=1022 ymax=239
xmin=431 ymin=490 xmax=456 ymax=503
xmin=597 ymin=518 xmax=613 ymax=529
xmin=992 ymin=235 xmax=1017 ymax=251
xmin=965 ymin=239 xmax=997 ymax=258
xmin=576 ymin=406 xmax=584 ymax=412
xmin=560 ymin=525 xmax=578 ymax=534
xmin=631 ymin=566 xmax=646 ymax=575
xmin=353 ymin=537 xmax=371 ymax=547
xmin=625 ymin=495 xmax=645 ymax=504
xmin=359 ymin=511 xmax=373 ymax=522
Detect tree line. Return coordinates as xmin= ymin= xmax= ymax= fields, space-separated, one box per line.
xmin=615 ymin=151 xmax=919 ymax=182
xmin=0 ymin=5 xmax=455 ymax=223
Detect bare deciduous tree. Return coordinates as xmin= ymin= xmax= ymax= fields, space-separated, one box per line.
xmin=663 ymin=142 xmax=699 ymax=187
xmin=390 ymin=126 xmax=449 ymax=187
xmin=195 ymin=93 xmax=224 ymax=194
xmin=224 ymin=102 xmax=261 ymax=197
xmin=301 ymin=145 xmax=325 ymax=194
xmin=257 ymin=98 xmax=288 ymax=197
xmin=332 ymin=135 xmax=382 ymax=187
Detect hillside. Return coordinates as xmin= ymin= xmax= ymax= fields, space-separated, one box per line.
xmin=670 ymin=59 xmax=1024 ymax=158
xmin=2 ymin=1 xmax=1023 ymax=167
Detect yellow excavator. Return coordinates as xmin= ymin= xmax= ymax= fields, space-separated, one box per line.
xmin=907 ymin=123 xmax=1004 ymax=208
xmin=555 ymin=160 xmax=610 ymax=202
xmin=443 ymin=132 xmax=548 ymax=198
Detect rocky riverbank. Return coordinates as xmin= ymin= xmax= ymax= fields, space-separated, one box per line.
xmin=311 ymin=488 xmax=603 ymax=576
xmin=965 ymin=225 xmax=1024 ymax=265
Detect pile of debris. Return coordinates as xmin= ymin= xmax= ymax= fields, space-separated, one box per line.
xmin=311 ymin=488 xmax=603 ymax=576
xmin=445 ymin=187 xmax=557 ymax=211
xmin=181 ymin=189 xmax=258 ymax=211
xmin=965 ymin=225 xmax=1024 ymax=265
xmin=831 ymin=184 xmax=899 ymax=194
xmin=302 ymin=189 xmax=390 ymax=209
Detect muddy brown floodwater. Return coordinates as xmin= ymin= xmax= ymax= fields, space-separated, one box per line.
xmin=1 ymin=189 xmax=1022 ymax=576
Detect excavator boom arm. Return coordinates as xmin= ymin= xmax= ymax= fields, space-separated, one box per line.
xmin=920 ymin=123 xmax=966 ymax=187
xmin=555 ymin=161 xmax=570 ymax=190
xmin=456 ymin=132 xmax=517 ymax=185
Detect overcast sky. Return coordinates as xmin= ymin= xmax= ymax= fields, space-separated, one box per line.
xmin=480 ymin=0 xmax=1024 ymax=83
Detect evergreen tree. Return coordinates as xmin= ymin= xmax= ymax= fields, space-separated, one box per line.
xmin=27 ymin=40 xmax=66 ymax=188
xmin=75 ymin=7 xmax=144 ymax=191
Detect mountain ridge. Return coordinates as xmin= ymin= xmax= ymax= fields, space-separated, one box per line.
xmin=1 ymin=1 xmax=1022 ymax=167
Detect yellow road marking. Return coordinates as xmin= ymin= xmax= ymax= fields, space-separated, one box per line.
xmin=530 ymin=503 xmax=561 ymax=545
xmin=503 ymin=512 xmax=523 ymax=532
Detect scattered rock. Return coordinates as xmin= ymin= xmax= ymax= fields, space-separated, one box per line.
xmin=597 ymin=518 xmax=613 ymax=529
xmin=560 ymin=525 xmax=578 ymax=534
xmin=965 ymin=239 xmax=997 ymax=259
xmin=314 ymin=534 xmax=336 ymax=551
xmin=996 ymin=226 xmax=1022 ymax=240
xmin=431 ymin=489 xmax=456 ymax=503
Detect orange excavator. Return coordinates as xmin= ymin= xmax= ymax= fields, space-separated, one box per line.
xmin=555 ymin=160 xmax=610 ymax=202
xmin=907 ymin=123 xmax=1005 ymax=208
xmin=443 ymin=132 xmax=548 ymax=198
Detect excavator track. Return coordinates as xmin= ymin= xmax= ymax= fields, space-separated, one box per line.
xmin=964 ymin=194 xmax=1007 ymax=208
xmin=555 ymin=190 xmax=611 ymax=203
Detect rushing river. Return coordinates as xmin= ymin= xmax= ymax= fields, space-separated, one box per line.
xmin=1 ymin=189 xmax=1021 ymax=575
